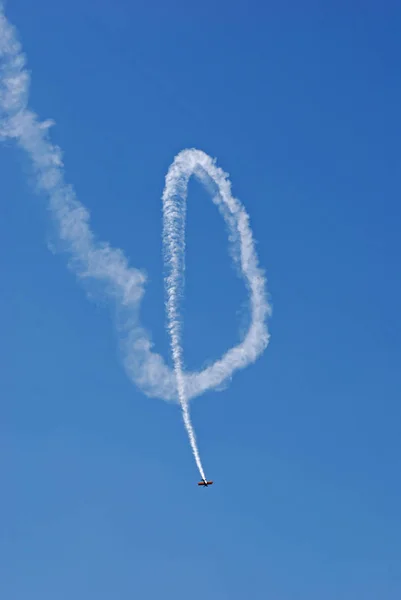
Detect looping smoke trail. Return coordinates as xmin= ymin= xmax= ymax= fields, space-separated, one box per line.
xmin=161 ymin=151 xmax=272 ymax=476
xmin=0 ymin=5 xmax=271 ymax=478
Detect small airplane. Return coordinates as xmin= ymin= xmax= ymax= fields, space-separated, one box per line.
xmin=198 ymin=478 xmax=213 ymax=487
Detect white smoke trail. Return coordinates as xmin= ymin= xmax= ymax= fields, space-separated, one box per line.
xmin=162 ymin=153 xmax=205 ymax=478
xmin=0 ymin=6 xmax=271 ymax=479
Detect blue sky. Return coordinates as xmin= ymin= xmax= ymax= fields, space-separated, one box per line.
xmin=1 ymin=1 xmax=401 ymax=598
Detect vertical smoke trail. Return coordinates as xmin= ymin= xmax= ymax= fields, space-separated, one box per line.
xmin=161 ymin=146 xmax=272 ymax=477
xmin=162 ymin=161 xmax=206 ymax=479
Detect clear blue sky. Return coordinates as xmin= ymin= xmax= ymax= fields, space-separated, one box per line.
xmin=1 ymin=1 xmax=401 ymax=598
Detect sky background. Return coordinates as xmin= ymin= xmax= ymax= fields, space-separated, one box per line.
xmin=1 ymin=1 xmax=401 ymax=598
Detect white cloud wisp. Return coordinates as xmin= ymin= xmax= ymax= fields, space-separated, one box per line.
xmin=0 ymin=6 xmax=271 ymax=479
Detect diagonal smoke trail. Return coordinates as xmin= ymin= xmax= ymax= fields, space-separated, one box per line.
xmin=0 ymin=5 xmax=271 ymax=478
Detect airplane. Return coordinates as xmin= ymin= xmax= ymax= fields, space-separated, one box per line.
xmin=198 ymin=478 xmax=213 ymax=487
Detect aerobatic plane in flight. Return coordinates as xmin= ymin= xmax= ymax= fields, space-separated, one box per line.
xmin=198 ymin=478 xmax=213 ymax=487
